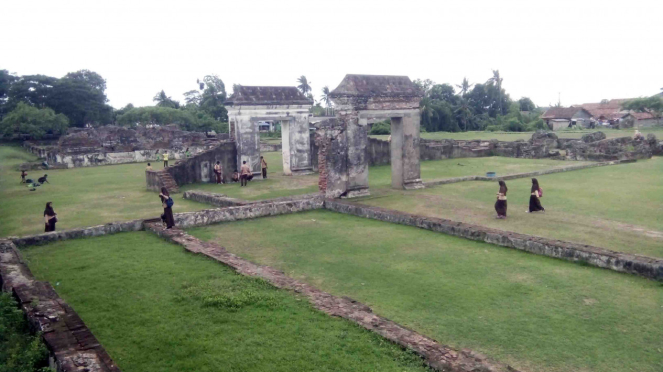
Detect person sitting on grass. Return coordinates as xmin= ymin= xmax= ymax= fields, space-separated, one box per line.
xmin=232 ymin=169 xmax=239 ymax=183
xmin=38 ymin=174 xmax=49 ymax=184
xmin=21 ymin=170 xmax=27 ymax=183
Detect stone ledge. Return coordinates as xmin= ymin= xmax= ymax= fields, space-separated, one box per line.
xmin=11 ymin=220 xmax=145 ymax=247
xmin=324 ymin=200 xmax=663 ymax=281
xmin=144 ymin=223 xmax=518 ymax=372
xmin=0 ymin=239 xmax=121 ymax=372
xmin=424 ymin=160 xmax=626 ymax=187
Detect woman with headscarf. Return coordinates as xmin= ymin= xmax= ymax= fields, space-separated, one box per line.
xmin=44 ymin=202 xmax=57 ymax=232
xmin=159 ymin=187 xmax=175 ymax=229
xmin=528 ymin=178 xmax=545 ymax=213
xmin=494 ymin=180 xmax=508 ymax=218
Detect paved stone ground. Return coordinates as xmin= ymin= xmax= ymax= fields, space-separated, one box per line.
xmin=145 ymin=222 xmax=519 ymax=372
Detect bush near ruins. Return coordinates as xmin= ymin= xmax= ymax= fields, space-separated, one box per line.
xmin=0 ymin=102 xmax=69 ymax=139
xmin=116 ymin=106 xmax=228 ymax=133
xmin=369 ymin=120 xmax=391 ymax=135
xmin=0 ymin=293 xmax=54 ymax=372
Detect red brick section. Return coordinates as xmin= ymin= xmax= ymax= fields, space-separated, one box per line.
xmin=0 ymin=239 xmax=121 ymax=372
xmin=144 ymin=222 xmax=518 ymax=372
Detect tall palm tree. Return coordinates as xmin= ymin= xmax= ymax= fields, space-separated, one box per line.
xmin=456 ymin=77 xmax=474 ymax=97
xmin=297 ymin=75 xmax=311 ymax=96
xmin=486 ymin=70 xmax=503 ymax=114
xmin=321 ymin=86 xmax=332 ymax=116
xmin=455 ymin=97 xmax=473 ymax=132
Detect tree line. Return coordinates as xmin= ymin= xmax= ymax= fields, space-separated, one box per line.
xmin=407 ymin=71 xmax=545 ymax=134
xmin=0 ymin=69 xmax=230 ymax=139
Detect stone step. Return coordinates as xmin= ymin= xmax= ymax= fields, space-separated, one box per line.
xmin=157 ymin=172 xmax=180 ymax=193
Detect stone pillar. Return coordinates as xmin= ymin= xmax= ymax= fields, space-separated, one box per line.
xmin=390 ymin=117 xmax=404 ymax=189
xmin=282 ymin=117 xmax=313 ymax=176
xmin=401 ymin=110 xmax=424 ymax=190
xmin=341 ymin=110 xmax=370 ymax=198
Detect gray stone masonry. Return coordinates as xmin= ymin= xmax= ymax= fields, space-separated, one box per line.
xmin=144 ymin=222 xmax=518 ymax=372
xmin=0 ymin=239 xmax=121 ymax=372
xmin=11 ymin=219 xmax=144 ymax=247
xmin=182 ymin=190 xmax=321 ymax=208
xmin=324 ymin=200 xmax=663 ymax=281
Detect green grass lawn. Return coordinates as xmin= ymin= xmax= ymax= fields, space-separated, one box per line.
xmin=357 ymin=157 xmax=663 ymax=258
xmin=188 ymin=210 xmax=663 ymax=372
xmin=0 ymin=145 xmax=210 ymax=237
xmin=22 ymin=232 xmax=431 ymax=372
xmin=371 ymin=126 xmax=663 ymax=142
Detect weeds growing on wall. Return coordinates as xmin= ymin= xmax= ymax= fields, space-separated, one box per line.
xmin=0 ymin=293 xmax=54 ymax=372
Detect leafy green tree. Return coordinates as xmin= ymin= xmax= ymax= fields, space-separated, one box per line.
xmin=413 ymin=79 xmax=435 ymax=97
xmin=183 ymin=90 xmax=202 ymax=105
xmin=0 ymin=70 xmax=18 ymax=117
xmin=455 ymin=97 xmax=473 ymax=131
xmin=0 ymin=102 xmax=68 ymax=139
xmin=6 ymin=75 xmax=58 ymax=110
xmin=297 ymin=76 xmax=311 ymax=96
xmin=199 ymin=75 xmax=227 ymax=121
xmin=48 ymin=72 xmax=112 ymax=127
xmin=116 ymin=106 xmax=227 ymax=133
xmin=518 ymin=97 xmax=536 ymax=111
xmin=429 ymin=84 xmax=457 ymax=104
xmin=622 ymin=96 xmax=663 ymax=124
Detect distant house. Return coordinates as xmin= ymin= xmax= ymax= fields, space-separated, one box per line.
xmin=579 ymin=99 xmax=657 ymax=127
xmin=540 ymin=107 xmax=593 ymax=130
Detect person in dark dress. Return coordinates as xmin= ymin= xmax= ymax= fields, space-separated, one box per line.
xmin=528 ymin=178 xmax=545 ymax=213
xmin=159 ymin=187 xmax=175 ymax=229
xmin=21 ymin=170 xmax=27 ymax=183
xmin=44 ymin=202 xmax=57 ymax=232
xmin=494 ymin=180 xmax=508 ymax=218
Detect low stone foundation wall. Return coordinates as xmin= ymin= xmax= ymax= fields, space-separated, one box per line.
xmin=0 ymin=239 xmax=121 ymax=372
xmin=11 ymin=219 xmax=144 ymax=247
xmin=173 ymin=197 xmax=324 ymax=228
xmin=144 ymin=223 xmax=517 ymax=372
xmin=324 ymin=200 xmax=663 ymax=281
xmin=424 ymin=160 xmax=627 ymax=187
xmin=259 ymin=143 xmax=282 ymax=152
xmin=182 ymin=190 xmax=322 ymax=208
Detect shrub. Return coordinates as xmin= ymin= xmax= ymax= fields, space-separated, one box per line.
xmin=0 ymin=102 xmax=69 ymax=140
xmin=369 ymin=120 xmax=391 ymax=135
xmin=0 ymin=293 xmax=54 ymax=372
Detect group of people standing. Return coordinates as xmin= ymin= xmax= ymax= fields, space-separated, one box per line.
xmin=494 ymin=178 xmax=545 ymax=219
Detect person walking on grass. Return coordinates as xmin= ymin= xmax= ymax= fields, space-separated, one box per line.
xmin=495 ymin=180 xmax=508 ymax=219
xmin=159 ymin=187 xmax=175 ymax=229
xmin=527 ymin=178 xmax=545 ymax=213
xmin=261 ymin=156 xmax=268 ymax=179
xmin=163 ymin=152 xmax=169 ymax=168
xmin=240 ymin=161 xmax=251 ymax=187
xmin=214 ymin=161 xmax=224 ymax=184
xmin=44 ymin=202 xmax=57 ymax=232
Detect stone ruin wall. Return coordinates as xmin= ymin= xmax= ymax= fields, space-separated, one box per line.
xmin=23 ymin=125 xmax=222 ymax=168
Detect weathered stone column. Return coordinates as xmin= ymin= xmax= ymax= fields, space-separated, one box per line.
xmin=343 ymin=110 xmax=370 ymax=197
xmin=401 ymin=109 xmax=424 ymax=189
xmin=282 ymin=116 xmax=313 ymax=176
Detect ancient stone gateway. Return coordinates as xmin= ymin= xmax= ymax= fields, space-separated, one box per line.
xmin=226 ymin=86 xmax=314 ymax=176
xmin=319 ymin=74 xmax=424 ymax=198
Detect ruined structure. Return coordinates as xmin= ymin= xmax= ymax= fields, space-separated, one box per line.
xmin=226 ymin=86 xmax=313 ymax=176
xmin=23 ymin=125 xmax=219 ymax=168
xmin=317 ymin=75 xmax=424 ymax=198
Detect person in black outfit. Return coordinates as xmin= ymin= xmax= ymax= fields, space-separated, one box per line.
xmin=528 ymin=178 xmax=545 ymax=213
xmin=38 ymin=174 xmax=49 ymax=184
xmin=494 ymin=180 xmax=508 ymax=218
xmin=44 ymin=202 xmax=57 ymax=232
xmin=159 ymin=187 xmax=175 ymax=229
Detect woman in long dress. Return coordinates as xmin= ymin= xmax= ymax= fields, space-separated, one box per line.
xmin=494 ymin=180 xmax=508 ymax=218
xmin=159 ymin=187 xmax=175 ymax=229
xmin=528 ymin=178 xmax=545 ymax=213
xmin=44 ymin=202 xmax=57 ymax=232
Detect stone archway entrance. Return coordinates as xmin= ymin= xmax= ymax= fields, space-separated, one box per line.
xmin=316 ymin=75 xmax=424 ymax=198
xmin=226 ymin=86 xmax=314 ymax=177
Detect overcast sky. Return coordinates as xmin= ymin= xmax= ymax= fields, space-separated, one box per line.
xmin=4 ymin=0 xmax=662 ymax=109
